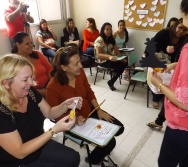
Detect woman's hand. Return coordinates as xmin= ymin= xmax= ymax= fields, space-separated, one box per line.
xmin=109 ymin=56 xmax=117 ymax=62
xmin=97 ymin=109 xmax=114 ymax=123
xmin=76 ymin=116 xmax=86 ymax=126
xmin=165 ymin=63 xmax=177 ymax=73
xmin=166 ymin=46 xmax=175 ymax=53
xmin=150 ymin=71 xmax=163 ymax=87
xmin=63 ymin=97 xmax=83 ymax=110
xmin=48 ymin=26 xmax=54 ymax=33
xmin=55 ymin=115 xmax=76 ymax=133
xmin=50 ymin=47 xmax=57 ymax=51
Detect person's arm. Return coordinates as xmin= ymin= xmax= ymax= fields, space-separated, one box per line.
xmin=150 ymin=74 xmax=187 ymax=111
xmin=83 ymin=29 xmax=93 ymax=46
xmin=5 ymin=2 xmax=25 ymax=22
xmin=48 ymin=27 xmax=58 ymax=41
xmin=0 ymin=114 xmax=75 ymax=159
xmin=36 ymin=35 xmax=56 ymax=50
xmin=24 ymin=12 xmax=34 ymax=23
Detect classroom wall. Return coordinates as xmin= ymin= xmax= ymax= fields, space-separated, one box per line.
xmin=70 ymin=0 xmax=181 ymax=59
xmin=0 ymin=0 xmax=181 ymax=57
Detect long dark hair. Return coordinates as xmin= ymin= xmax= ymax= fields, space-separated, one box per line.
xmin=51 ymin=45 xmax=79 ymax=85
xmin=166 ymin=17 xmax=178 ymax=28
xmin=99 ymin=22 xmax=115 ymax=45
xmin=12 ymin=32 xmax=38 ymax=59
xmin=180 ymin=0 xmax=188 ymax=15
xmin=39 ymin=19 xmax=53 ymax=37
xmin=169 ymin=18 xmax=184 ymax=41
xmin=66 ymin=18 xmax=75 ymax=34
xmin=87 ymin=18 xmax=97 ymax=31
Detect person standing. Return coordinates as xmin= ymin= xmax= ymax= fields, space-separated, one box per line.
xmin=150 ymin=1 xmax=188 ymax=166
xmin=4 ymin=0 xmax=34 ymax=48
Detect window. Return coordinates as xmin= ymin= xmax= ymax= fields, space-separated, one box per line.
xmin=0 ymin=0 xmax=67 ymax=29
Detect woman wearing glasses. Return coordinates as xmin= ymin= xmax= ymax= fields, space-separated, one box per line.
xmin=12 ymin=32 xmax=52 ymax=97
xmin=144 ymin=18 xmax=188 ymax=109
xmin=46 ymin=46 xmax=124 ymax=165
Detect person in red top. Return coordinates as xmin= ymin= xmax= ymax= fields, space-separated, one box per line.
xmin=4 ymin=0 xmax=34 ymax=48
xmin=82 ymin=18 xmax=99 ymax=56
xmin=12 ymin=32 xmax=52 ymax=97
xmin=46 ymin=46 xmax=124 ymax=165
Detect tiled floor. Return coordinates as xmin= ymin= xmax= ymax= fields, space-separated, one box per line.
xmin=44 ymin=67 xmax=166 ymax=167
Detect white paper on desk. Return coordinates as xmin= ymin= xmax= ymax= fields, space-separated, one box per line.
xmin=119 ymin=48 xmax=134 ymax=52
xmin=70 ymin=118 xmax=120 ymax=146
xmin=116 ymin=55 xmax=126 ymax=61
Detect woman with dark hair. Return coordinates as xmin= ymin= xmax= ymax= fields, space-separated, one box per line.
xmin=94 ymin=22 xmax=127 ymax=91
xmin=46 ymin=46 xmax=124 ymax=165
xmin=12 ymin=31 xmax=52 ymax=97
xmin=63 ymin=18 xmax=80 ymax=46
xmin=82 ymin=18 xmax=99 ymax=56
xmin=166 ymin=17 xmax=178 ymax=29
xmin=113 ymin=20 xmax=129 ymax=48
xmin=149 ymin=1 xmax=188 ymax=166
xmin=36 ymin=19 xmax=59 ymax=58
xmin=145 ymin=18 xmax=188 ymax=109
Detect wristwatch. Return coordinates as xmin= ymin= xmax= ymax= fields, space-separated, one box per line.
xmin=49 ymin=128 xmax=56 ymax=138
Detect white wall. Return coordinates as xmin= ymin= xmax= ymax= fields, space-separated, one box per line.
xmin=0 ymin=22 xmax=65 ymax=56
xmin=0 ymin=0 xmax=181 ymax=57
xmin=70 ymin=0 xmax=181 ymax=59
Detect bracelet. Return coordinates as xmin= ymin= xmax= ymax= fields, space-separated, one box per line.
xmin=49 ymin=128 xmax=56 ymax=138
xmin=158 ymin=83 xmax=165 ymax=92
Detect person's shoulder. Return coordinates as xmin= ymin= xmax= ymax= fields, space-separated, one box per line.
xmin=47 ymin=77 xmax=60 ymax=88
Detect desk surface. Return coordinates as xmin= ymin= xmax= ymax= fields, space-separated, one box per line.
xmin=119 ymin=47 xmax=135 ymax=52
xmin=69 ymin=118 xmax=120 ymax=147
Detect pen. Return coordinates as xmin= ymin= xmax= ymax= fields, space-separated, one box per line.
xmin=86 ymin=99 xmax=106 ymax=119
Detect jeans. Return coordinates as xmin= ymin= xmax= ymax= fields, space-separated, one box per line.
xmin=83 ymin=46 xmax=94 ymax=56
xmin=158 ymin=126 xmax=188 ymax=167
xmin=152 ymin=92 xmax=164 ymax=102
xmin=42 ymin=46 xmax=59 ymax=58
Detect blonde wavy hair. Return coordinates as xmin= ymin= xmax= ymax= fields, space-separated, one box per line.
xmin=0 ymin=54 xmax=35 ymax=111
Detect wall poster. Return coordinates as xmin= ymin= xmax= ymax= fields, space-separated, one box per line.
xmin=124 ymin=0 xmax=168 ymax=31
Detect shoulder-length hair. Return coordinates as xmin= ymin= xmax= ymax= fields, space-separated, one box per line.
xmin=66 ymin=18 xmax=75 ymax=34
xmin=51 ymin=45 xmax=79 ymax=85
xmin=0 ymin=54 xmax=34 ymax=111
xmin=87 ymin=18 xmax=97 ymax=31
xmin=12 ymin=32 xmax=38 ymax=59
xmin=99 ymin=22 xmax=115 ymax=45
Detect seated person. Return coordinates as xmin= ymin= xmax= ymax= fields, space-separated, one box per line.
xmin=82 ymin=18 xmax=99 ymax=56
xmin=36 ymin=19 xmax=59 ymax=58
xmin=63 ymin=18 xmax=80 ymax=47
xmin=12 ymin=32 xmax=52 ymax=97
xmin=0 ymin=54 xmax=81 ymax=167
xmin=94 ymin=22 xmax=127 ymax=91
xmin=46 ymin=46 xmax=124 ymax=165
xmin=113 ymin=20 xmax=129 ymax=48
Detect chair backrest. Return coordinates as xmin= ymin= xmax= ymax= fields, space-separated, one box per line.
xmin=128 ymin=52 xmax=138 ymax=66
xmin=60 ymin=36 xmax=66 ymax=47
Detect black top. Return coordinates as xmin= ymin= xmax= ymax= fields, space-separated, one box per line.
xmin=63 ymin=27 xmax=80 ymax=42
xmin=145 ymin=29 xmax=185 ymax=62
xmin=0 ymin=87 xmax=44 ymax=166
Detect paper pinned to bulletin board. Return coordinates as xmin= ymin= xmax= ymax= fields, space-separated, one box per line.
xmin=124 ymin=0 xmax=168 ymax=31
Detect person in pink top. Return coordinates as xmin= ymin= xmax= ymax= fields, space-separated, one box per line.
xmin=150 ymin=1 xmax=188 ymax=166
xmin=82 ymin=18 xmax=99 ymax=56
xmin=12 ymin=32 xmax=52 ymax=97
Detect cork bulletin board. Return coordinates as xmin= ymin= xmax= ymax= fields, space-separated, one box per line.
xmin=123 ymin=0 xmax=168 ymax=31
